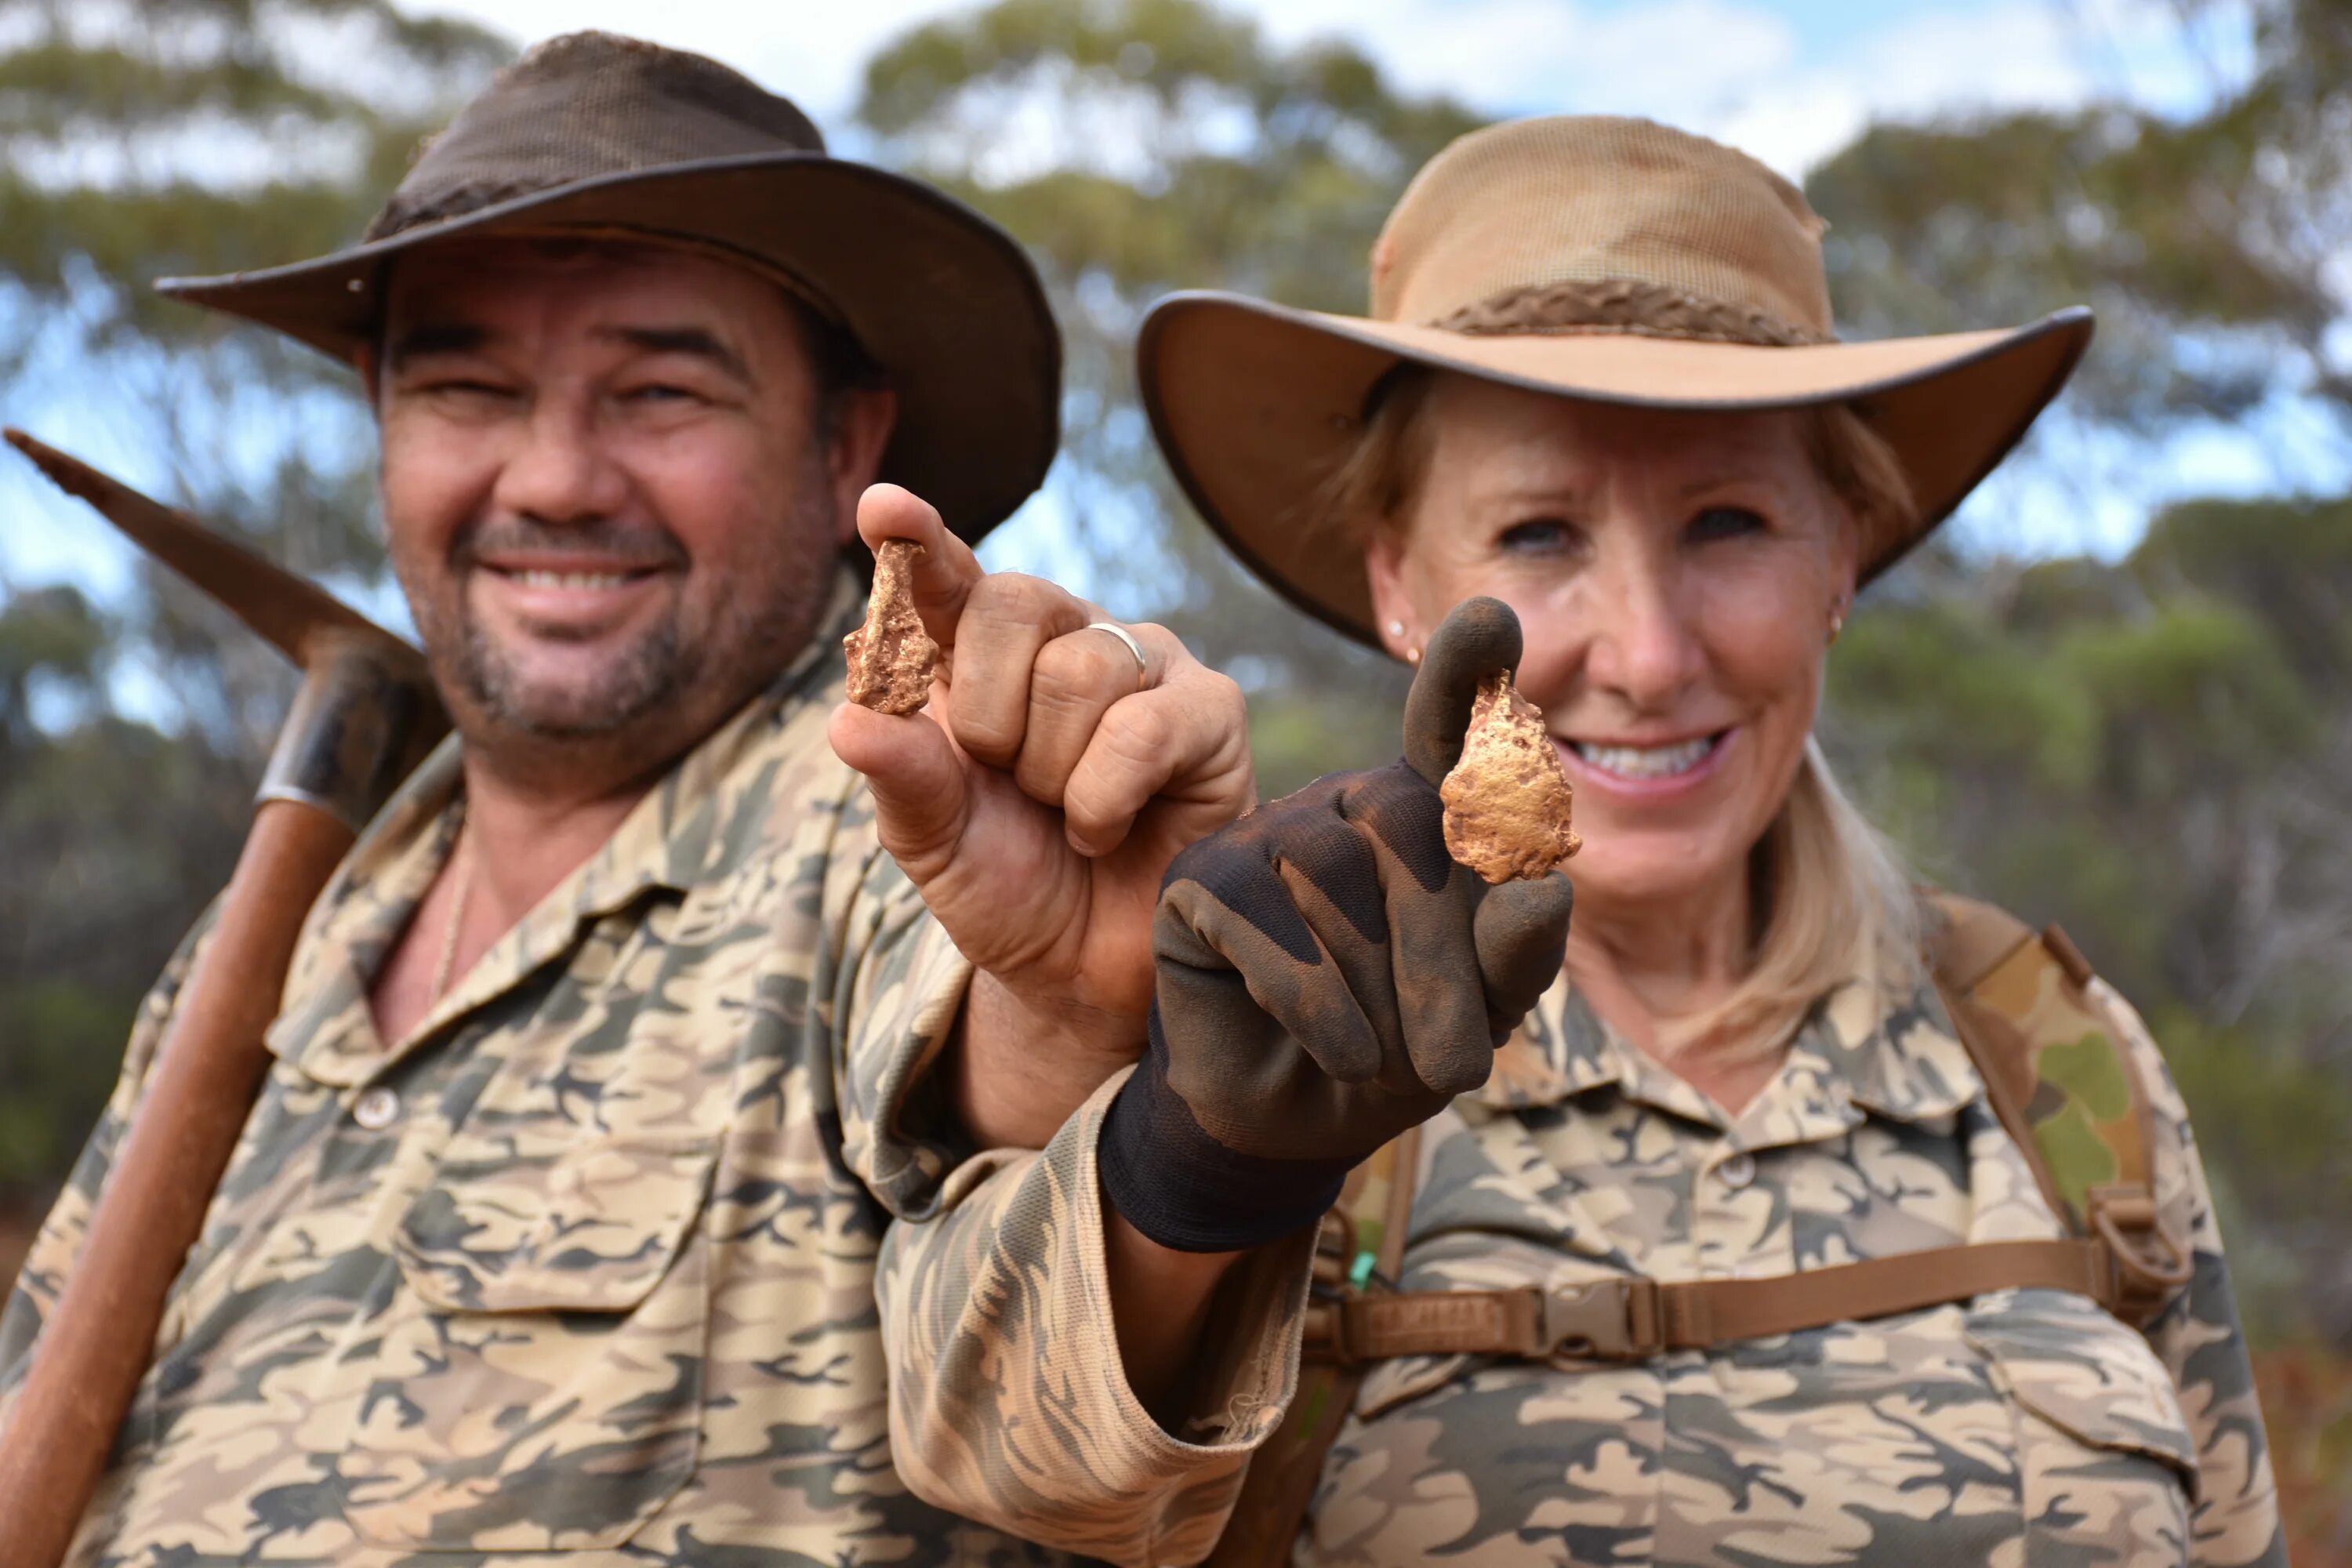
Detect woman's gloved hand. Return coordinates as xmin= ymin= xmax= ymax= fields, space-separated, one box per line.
xmin=1099 ymin=597 xmax=1574 ymax=1253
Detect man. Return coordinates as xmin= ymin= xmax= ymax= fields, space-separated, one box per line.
xmin=0 ymin=32 xmax=1283 ymax=1561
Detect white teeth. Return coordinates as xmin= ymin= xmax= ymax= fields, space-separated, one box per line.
xmin=1572 ymin=735 xmax=1718 ymax=779
xmin=506 ymin=569 xmax=635 ymax=590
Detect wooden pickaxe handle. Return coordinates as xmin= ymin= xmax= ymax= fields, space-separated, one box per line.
xmin=0 ymin=434 xmax=446 ymax=1566
xmin=0 ymin=800 xmax=352 ymax=1564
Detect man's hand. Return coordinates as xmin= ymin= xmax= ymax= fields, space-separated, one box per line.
xmin=827 ymin=485 xmax=1255 ymax=1147
xmin=1098 ymin=597 xmax=1573 ymax=1254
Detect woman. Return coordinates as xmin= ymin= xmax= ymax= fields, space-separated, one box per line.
xmin=1123 ymin=116 xmax=2284 ymax=1567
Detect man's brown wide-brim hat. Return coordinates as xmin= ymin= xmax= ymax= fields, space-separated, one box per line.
xmin=158 ymin=31 xmax=1059 ymax=544
xmin=1138 ymin=115 xmax=2092 ymax=647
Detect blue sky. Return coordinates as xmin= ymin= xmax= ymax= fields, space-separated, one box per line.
xmin=0 ymin=0 xmax=2323 ymax=632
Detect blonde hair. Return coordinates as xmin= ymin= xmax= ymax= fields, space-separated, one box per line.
xmin=1323 ymin=365 xmax=1922 ymax=1059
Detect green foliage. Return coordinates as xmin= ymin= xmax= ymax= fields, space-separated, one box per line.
xmin=2132 ymin=492 xmax=2352 ymax=684
xmin=2057 ymin=602 xmax=2312 ymax=797
xmin=0 ymin=982 xmax=131 ymax=1192
xmin=2157 ymin=1000 xmax=2352 ymax=1352
xmin=1831 ymin=599 xmax=2100 ymax=790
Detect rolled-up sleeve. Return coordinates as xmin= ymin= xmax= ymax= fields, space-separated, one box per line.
xmin=878 ymin=1069 xmax=1313 ymax=1567
xmin=824 ymin=800 xmax=1315 ymax=1564
xmin=2103 ymin=982 xmax=2286 ymax=1568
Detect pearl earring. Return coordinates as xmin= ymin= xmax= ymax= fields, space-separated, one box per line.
xmin=1828 ymin=602 xmax=1847 ymax=645
xmin=1387 ymin=619 xmax=1406 ymax=638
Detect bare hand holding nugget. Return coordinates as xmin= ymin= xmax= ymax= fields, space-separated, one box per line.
xmin=829 ymin=485 xmax=1257 ymax=1144
xmin=843 ymin=538 xmax=938 ymax=714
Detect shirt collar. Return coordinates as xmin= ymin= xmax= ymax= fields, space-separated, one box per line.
xmin=1812 ymin=961 xmax=1981 ymax=1122
xmin=1476 ymin=948 xmax=1980 ymax=1138
xmin=270 ymin=567 xmax=866 ymax=1077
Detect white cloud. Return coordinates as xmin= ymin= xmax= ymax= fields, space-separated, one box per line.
xmin=1713 ymin=2 xmax=2100 ymax=176
xmin=1243 ymin=0 xmax=1801 ymax=123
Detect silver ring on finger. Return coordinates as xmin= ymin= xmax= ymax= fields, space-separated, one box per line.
xmin=1081 ymin=621 xmax=1149 ymax=694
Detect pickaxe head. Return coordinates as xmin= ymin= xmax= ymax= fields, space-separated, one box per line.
xmin=5 ymin=429 xmax=449 ymax=830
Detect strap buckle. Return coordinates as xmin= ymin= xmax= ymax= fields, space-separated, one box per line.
xmin=2089 ymin=1185 xmax=2194 ymax=1325
xmin=1530 ymin=1276 xmax=1663 ymax=1362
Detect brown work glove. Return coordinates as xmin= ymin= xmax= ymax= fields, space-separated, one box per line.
xmin=1099 ymin=598 xmax=1573 ymax=1253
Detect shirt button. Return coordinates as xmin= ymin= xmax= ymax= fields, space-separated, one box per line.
xmin=354 ymin=1087 xmax=401 ymax=1131
xmin=1717 ymin=1151 xmax=1757 ymax=1190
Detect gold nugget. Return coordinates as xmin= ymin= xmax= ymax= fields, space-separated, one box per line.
xmin=844 ymin=539 xmax=938 ymax=715
xmin=1441 ymin=671 xmax=1580 ymax=883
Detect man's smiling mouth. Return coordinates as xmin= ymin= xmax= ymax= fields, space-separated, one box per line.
xmin=471 ymin=558 xmax=675 ymax=634
xmin=494 ymin=567 xmax=656 ymax=590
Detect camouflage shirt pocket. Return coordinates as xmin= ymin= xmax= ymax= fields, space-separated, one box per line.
xmin=337 ymin=1132 xmax=719 ymax=1552
xmin=1965 ymin=1289 xmax=2200 ymax=1559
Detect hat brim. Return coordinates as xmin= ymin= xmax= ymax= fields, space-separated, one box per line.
xmin=1138 ymin=292 xmax=2092 ymax=648
xmin=157 ymin=152 xmax=1060 ymax=545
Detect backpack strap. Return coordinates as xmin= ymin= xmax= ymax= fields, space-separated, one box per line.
xmin=1922 ymin=891 xmax=2191 ymax=1323
xmin=1204 ymin=1126 xmax=1421 ymax=1568
xmin=1313 ymin=1237 xmax=2127 ymax=1365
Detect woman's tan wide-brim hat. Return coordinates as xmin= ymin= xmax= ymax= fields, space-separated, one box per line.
xmin=156 ymin=31 xmax=1058 ymax=544
xmin=1138 ymin=115 xmax=2092 ymax=646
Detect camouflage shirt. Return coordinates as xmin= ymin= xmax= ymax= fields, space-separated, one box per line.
xmin=0 ymin=570 xmax=1300 ymax=1566
xmin=898 ymin=953 xmax=2284 ymax=1568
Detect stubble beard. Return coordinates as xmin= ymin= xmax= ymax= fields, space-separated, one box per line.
xmin=452 ymin=601 xmax=686 ymax=740
xmin=403 ymin=475 xmax=841 ymax=778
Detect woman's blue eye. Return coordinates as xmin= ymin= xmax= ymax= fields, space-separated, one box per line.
xmin=1689 ymin=506 xmax=1766 ymax=543
xmin=1497 ymin=518 xmax=1570 ymax=554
